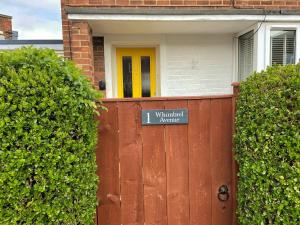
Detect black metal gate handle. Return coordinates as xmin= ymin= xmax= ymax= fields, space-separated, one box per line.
xmin=218 ymin=185 xmax=229 ymax=201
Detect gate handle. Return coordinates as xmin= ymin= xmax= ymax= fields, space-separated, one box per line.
xmin=218 ymin=185 xmax=229 ymax=201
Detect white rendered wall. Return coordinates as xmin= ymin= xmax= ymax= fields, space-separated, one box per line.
xmin=164 ymin=34 xmax=233 ymax=96
xmin=104 ymin=34 xmax=234 ymax=97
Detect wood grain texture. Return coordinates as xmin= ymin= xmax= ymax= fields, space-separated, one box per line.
xmin=118 ymin=102 xmax=144 ymax=225
xmin=97 ymin=102 xmax=121 ymax=225
xmin=141 ymin=101 xmax=167 ymax=225
xmin=210 ymin=98 xmax=233 ymax=225
xmin=96 ymin=97 xmax=236 ymax=225
xmin=188 ymin=99 xmax=212 ymax=225
xmin=165 ymin=100 xmax=190 ymax=225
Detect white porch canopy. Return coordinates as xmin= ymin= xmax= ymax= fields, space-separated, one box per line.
xmin=66 ymin=7 xmax=300 ymax=34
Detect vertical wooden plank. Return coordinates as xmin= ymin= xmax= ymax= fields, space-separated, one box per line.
xmin=165 ymin=100 xmax=190 ymax=225
xmin=210 ymin=98 xmax=233 ymax=225
xmin=141 ymin=101 xmax=167 ymax=225
xmin=97 ymin=102 xmax=121 ymax=225
xmin=188 ymin=99 xmax=212 ymax=225
xmin=118 ymin=102 xmax=144 ymax=225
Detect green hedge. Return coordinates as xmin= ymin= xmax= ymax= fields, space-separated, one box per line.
xmin=235 ymin=64 xmax=300 ymax=224
xmin=0 ymin=48 xmax=101 ymax=224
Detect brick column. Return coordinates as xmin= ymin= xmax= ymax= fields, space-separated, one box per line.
xmin=70 ymin=22 xmax=95 ymax=81
xmin=61 ymin=0 xmax=95 ymax=81
xmin=61 ymin=0 xmax=71 ymax=59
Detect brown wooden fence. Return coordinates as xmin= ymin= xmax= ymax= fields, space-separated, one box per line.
xmin=96 ymin=94 xmax=237 ymax=225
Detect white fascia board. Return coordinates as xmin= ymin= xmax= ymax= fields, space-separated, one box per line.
xmin=68 ymin=14 xmax=300 ymax=22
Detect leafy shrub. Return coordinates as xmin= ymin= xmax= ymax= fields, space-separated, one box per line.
xmin=0 ymin=48 xmax=101 ymax=224
xmin=235 ymin=64 xmax=300 ymax=224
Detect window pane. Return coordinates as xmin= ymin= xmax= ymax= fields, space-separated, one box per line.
xmin=122 ymin=56 xmax=132 ymax=98
xmin=141 ymin=56 xmax=151 ymax=97
xmin=271 ymin=30 xmax=296 ymax=65
xmin=238 ymin=30 xmax=254 ymax=81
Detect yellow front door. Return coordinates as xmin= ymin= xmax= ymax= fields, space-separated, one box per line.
xmin=116 ymin=48 xmax=156 ymax=98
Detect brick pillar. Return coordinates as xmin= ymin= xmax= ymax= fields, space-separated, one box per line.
xmin=70 ymin=22 xmax=95 ymax=81
xmin=0 ymin=14 xmax=12 ymax=40
xmin=61 ymin=0 xmax=71 ymax=59
xmin=61 ymin=1 xmax=95 ymax=81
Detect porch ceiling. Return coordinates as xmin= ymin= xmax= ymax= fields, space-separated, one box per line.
xmin=88 ymin=20 xmax=255 ymax=34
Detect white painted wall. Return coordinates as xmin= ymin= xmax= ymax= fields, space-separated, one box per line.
xmin=104 ymin=33 xmax=234 ymax=97
xmin=164 ymin=34 xmax=233 ymax=96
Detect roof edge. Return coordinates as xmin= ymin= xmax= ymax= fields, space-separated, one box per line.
xmin=64 ymin=7 xmax=300 ymax=16
xmin=0 ymin=40 xmax=63 ymax=45
xmin=0 ymin=14 xmax=12 ymax=19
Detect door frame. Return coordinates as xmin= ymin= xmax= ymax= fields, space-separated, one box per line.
xmin=103 ymin=34 xmax=165 ymax=98
xmin=116 ymin=47 xmax=156 ymax=98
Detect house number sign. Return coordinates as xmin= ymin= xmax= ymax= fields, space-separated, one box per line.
xmin=141 ymin=109 xmax=188 ymax=125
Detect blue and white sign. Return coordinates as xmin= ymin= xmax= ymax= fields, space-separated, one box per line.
xmin=141 ymin=109 xmax=188 ymax=125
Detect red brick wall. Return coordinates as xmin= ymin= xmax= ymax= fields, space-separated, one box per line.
xmin=93 ymin=37 xmax=105 ymax=88
xmin=61 ymin=0 xmax=72 ymax=59
xmin=0 ymin=15 xmax=12 ymax=40
xmin=61 ymin=1 xmax=95 ymax=82
xmin=69 ymin=21 xmax=95 ymax=81
xmin=64 ymin=0 xmax=300 ymax=8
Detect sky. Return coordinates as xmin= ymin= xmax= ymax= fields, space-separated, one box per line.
xmin=0 ymin=0 xmax=62 ymax=40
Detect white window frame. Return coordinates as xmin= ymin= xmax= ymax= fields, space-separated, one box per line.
xmin=233 ymin=22 xmax=300 ymax=80
xmin=233 ymin=23 xmax=259 ymax=82
xmin=265 ymin=23 xmax=300 ymax=68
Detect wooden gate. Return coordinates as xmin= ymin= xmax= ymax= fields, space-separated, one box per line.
xmin=96 ymin=95 xmax=237 ymax=225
